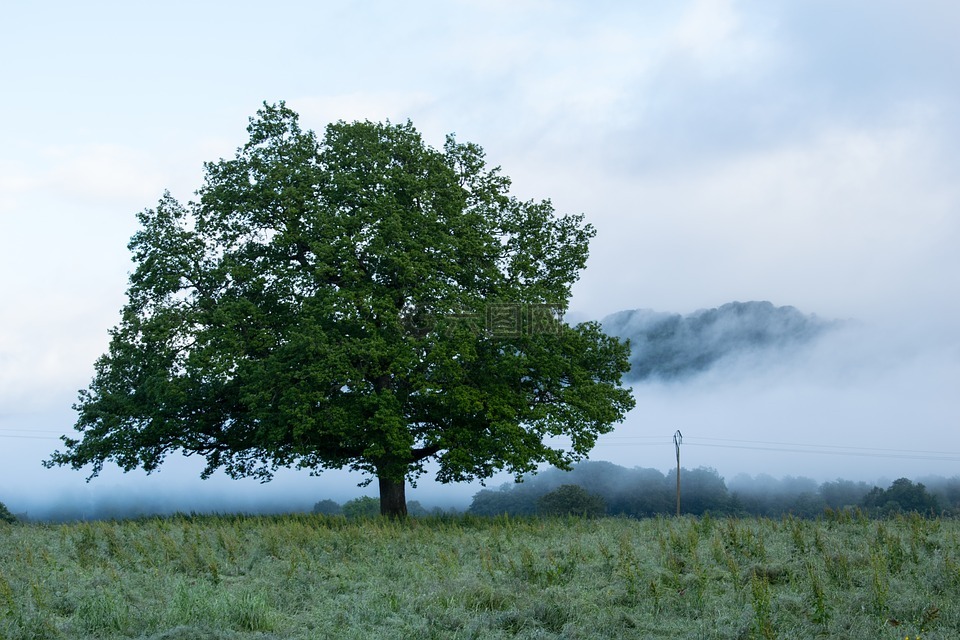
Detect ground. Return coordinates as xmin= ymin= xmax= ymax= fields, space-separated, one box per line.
xmin=0 ymin=512 xmax=956 ymax=638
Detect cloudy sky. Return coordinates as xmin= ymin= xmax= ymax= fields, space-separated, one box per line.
xmin=2 ymin=1 xmax=959 ymax=514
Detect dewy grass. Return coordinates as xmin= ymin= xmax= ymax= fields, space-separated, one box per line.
xmin=749 ymin=572 xmax=774 ymax=640
xmin=1 ymin=513 xmax=960 ymax=639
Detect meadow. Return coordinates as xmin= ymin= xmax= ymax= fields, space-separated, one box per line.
xmin=1 ymin=511 xmax=958 ymax=639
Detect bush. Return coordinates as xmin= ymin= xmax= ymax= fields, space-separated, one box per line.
xmin=312 ymin=499 xmax=342 ymax=516
xmin=468 ymin=485 xmax=543 ymax=516
xmin=537 ymin=484 xmax=606 ymax=517
xmin=0 ymin=500 xmax=15 ymax=524
xmin=342 ymin=496 xmax=380 ymax=518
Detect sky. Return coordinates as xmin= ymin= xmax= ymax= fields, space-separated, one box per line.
xmin=1 ymin=0 xmax=959 ymax=516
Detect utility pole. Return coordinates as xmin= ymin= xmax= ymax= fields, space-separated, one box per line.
xmin=674 ymin=430 xmax=682 ymax=517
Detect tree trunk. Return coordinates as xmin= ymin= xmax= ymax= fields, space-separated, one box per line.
xmin=378 ymin=475 xmax=407 ymax=518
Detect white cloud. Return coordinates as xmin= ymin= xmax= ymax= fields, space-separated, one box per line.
xmin=0 ymin=298 xmax=114 ymax=411
xmin=42 ymin=144 xmax=167 ymax=207
xmin=292 ymin=92 xmax=439 ymax=129
xmin=565 ymin=115 xmax=960 ymax=321
xmin=0 ymin=169 xmax=42 ymax=216
xmin=671 ymin=0 xmax=739 ymax=60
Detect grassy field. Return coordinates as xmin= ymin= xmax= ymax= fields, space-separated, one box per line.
xmin=1 ymin=511 xmax=958 ymax=639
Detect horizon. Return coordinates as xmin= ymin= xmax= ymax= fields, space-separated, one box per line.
xmin=5 ymin=454 xmax=957 ymax=523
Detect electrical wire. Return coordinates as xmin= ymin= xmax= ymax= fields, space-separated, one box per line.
xmin=0 ymin=427 xmax=66 ymax=440
xmin=587 ymin=433 xmax=960 ymax=462
xmin=685 ymin=442 xmax=960 ymax=462
xmin=687 ymin=435 xmax=954 ymax=456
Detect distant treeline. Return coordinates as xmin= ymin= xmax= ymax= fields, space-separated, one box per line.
xmin=466 ymin=461 xmax=960 ymax=518
xmin=5 ymin=462 xmax=957 ymax=524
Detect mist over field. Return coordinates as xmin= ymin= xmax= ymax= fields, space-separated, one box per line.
xmin=4 ymin=298 xmax=958 ymax=522
xmin=599 ymin=305 xmax=960 ymax=484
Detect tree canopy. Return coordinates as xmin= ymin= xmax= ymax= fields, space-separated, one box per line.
xmin=341 ymin=496 xmax=381 ymax=519
xmin=537 ymin=484 xmax=606 ymax=517
xmin=862 ymin=478 xmax=940 ymax=515
xmin=46 ymin=103 xmax=635 ymax=517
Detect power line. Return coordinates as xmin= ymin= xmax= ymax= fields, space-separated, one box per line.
xmin=592 ymin=436 xmax=674 ymax=444
xmin=0 ymin=427 xmax=67 ymax=440
xmin=687 ymin=436 xmax=955 ymax=456
xmin=0 ymin=428 xmax=66 ymax=434
xmin=685 ymin=441 xmax=960 ymax=462
xmin=588 ymin=433 xmax=960 ymax=461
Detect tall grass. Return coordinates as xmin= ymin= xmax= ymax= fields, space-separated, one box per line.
xmin=1 ymin=512 xmax=958 ymax=639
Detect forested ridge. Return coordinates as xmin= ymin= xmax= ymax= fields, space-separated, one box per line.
xmin=466 ymin=461 xmax=957 ymax=518
xmin=602 ymin=301 xmax=836 ymax=381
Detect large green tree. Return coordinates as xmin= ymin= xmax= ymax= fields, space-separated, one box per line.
xmin=46 ymin=103 xmax=635 ymax=517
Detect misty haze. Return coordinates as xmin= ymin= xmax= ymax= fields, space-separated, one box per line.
xmin=5 ymin=297 xmax=958 ymax=523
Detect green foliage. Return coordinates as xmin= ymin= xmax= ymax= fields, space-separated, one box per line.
xmin=469 ymin=485 xmax=542 ymax=516
xmin=668 ymin=466 xmax=732 ymax=515
xmin=468 ymin=461 xmax=735 ymax=517
xmin=470 ymin=465 xmax=960 ymax=520
xmin=0 ymin=501 xmax=15 ymax=524
xmin=311 ymin=499 xmax=342 ymax=516
xmin=750 ymin=573 xmax=775 ymax=639
xmin=342 ymin=496 xmax=380 ymax=518
xmin=862 ymin=478 xmax=940 ymax=515
xmin=537 ymin=484 xmax=606 ymax=517
xmin=45 ymin=102 xmax=635 ymax=517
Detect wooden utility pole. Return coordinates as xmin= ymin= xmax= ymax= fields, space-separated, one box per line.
xmin=674 ymin=430 xmax=682 ymax=517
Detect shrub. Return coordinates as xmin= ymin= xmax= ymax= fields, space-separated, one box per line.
xmin=537 ymin=484 xmax=606 ymax=517
xmin=312 ymin=499 xmax=342 ymax=516
xmin=468 ymin=485 xmax=543 ymax=516
xmin=342 ymin=496 xmax=380 ymax=518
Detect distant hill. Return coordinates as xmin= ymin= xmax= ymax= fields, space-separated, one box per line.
xmin=601 ymin=301 xmax=837 ymax=381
